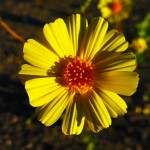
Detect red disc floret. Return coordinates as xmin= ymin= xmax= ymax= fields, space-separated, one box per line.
xmin=111 ymin=1 xmax=123 ymax=14
xmin=62 ymin=57 xmax=94 ymax=94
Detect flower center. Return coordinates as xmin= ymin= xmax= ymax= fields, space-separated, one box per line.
xmin=61 ymin=57 xmax=94 ymax=94
xmin=111 ymin=1 xmax=123 ymax=14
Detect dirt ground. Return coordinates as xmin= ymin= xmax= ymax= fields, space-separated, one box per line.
xmin=0 ymin=0 xmax=150 ymax=150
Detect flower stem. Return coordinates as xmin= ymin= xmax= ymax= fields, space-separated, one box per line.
xmin=0 ymin=17 xmax=25 ymax=44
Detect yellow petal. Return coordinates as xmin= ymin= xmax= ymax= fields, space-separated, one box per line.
xmin=18 ymin=64 xmax=48 ymax=84
xmin=95 ymin=52 xmax=136 ymax=72
xmin=93 ymin=29 xmax=128 ymax=63
xmin=23 ymin=39 xmax=59 ymax=70
xmin=80 ymin=17 xmax=108 ymax=60
xmin=96 ymin=71 xmax=139 ymax=96
xmin=101 ymin=30 xmax=128 ymax=52
xmin=43 ymin=18 xmax=74 ymax=57
xmin=86 ymin=119 xmax=104 ymax=133
xmin=19 ymin=64 xmax=48 ymax=76
xmin=25 ymin=77 xmax=66 ymax=107
xmin=62 ymin=93 xmax=85 ymax=135
xmin=35 ymin=90 xmax=69 ymax=126
xmin=66 ymin=14 xmax=88 ymax=56
xmin=96 ymin=88 xmax=127 ymax=117
xmin=81 ymin=89 xmax=111 ymax=130
xmin=102 ymin=103 xmax=118 ymax=118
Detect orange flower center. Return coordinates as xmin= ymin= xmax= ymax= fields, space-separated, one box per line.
xmin=111 ymin=1 xmax=123 ymax=14
xmin=62 ymin=57 xmax=94 ymax=94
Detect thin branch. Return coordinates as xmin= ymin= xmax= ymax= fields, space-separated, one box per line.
xmin=0 ymin=17 xmax=25 ymax=44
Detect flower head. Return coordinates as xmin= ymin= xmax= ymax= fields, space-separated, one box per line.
xmin=19 ymin=14 xmax=139 ymax=135
xmin=97 ymin=0 xmax=133 ymax=23
xmin=131 ymin=38 xmax=148 ymax=54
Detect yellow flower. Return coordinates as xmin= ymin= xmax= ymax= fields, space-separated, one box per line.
xmin=97 ymin=0 xmax=133 ymax=23
xmin=19 ymin=14 xmax=139 ymax=135
xmin=131 ymin=38 xmax=148 ymax=54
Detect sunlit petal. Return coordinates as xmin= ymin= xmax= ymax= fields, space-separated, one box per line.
xmin=25 ymin=77 xmax=66 ymax=107
xmin=23 ymin=39 xmax=59 ymax=70
xmin=80 ymin=17 xmax=108 ymax=60
xmin=62 ymin=93 xmax=85 ymax=135
xmin=81 ymin=89 xmax=111 ymax=131
xmin=19 ymin=64 xmax=47 ymax=76
xmin=95 ymin=71 xmax=139 ymax=96
xmin=96 ymin=88 xmax=127 ymax=118
xmin=93 ymin=29 xmax=128 ymax=63
xmin=95 ymin=52 xmax=136 ymax=72
xmin=43 ymin=18 xmax=74 ymax=57
xmin=35 ymin=90 xmax=69 ymax=126
xmin=66 ymin=14 xmax=88 ymax=56
xmin=101 ymin=30 xmax=128 ymax=52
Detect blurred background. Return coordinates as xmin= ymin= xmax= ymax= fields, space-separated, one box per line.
xmin=0 ymin=0 xmax=150 ymax=149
